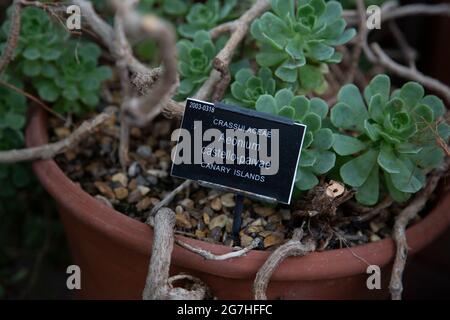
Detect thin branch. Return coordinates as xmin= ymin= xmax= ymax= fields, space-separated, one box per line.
xmin=117 ymin=11 xmax=179 ymax=127
xmin=0 ymin=108 xmax=116 ymax=163
xmin=0 ymin=0 xmax=22 ymax=74
xmin=253 ymin=228 xmax=316 ymax=300
xmin=389 ymin=159 xmax=450 ymax=300
xmin=142 ymin=207 xmax=176 ymax=300
xmin=371 ymin=43 xmax=450 ymax=104
xmin=175 ymin=238 xmax=261 ymax=261
xmin=346 ymin=0 xmax=366 ymax=84
xmin=343 ymin=3 xmax=450 ymax=26
xmin=210 ymin=21 xmax=236 ymax=39
xmin=381 ymin=3 xmax=450 ymax=23
xmin=388 ymin=22 xmax=417 ymax=69
xmin=146 ymin=180 xmax=192 ymax=222
xmin=353 ymin=197 xmax=393 ymax=223
xmin=115 ymin=15 xmax=132 ymax=170
xmin=0 ymin=80 xmax=66 ymax=122
xmin=212 ymin=0 xmax=270 ymax=101
xmin=73 ymin=0 xmax=156 ymax=76
xmin=142 ymin=208 xmax=210 ymax=300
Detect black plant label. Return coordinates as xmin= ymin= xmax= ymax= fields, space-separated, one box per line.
xmin=171 ymin=99 xmax=306 ymax=204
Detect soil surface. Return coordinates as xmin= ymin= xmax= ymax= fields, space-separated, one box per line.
xmin=50 ymin=112 xmax=413 ymax=251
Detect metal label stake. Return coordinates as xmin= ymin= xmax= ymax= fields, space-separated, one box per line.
xmin=232 ymin=194 xmax=244 ymax=244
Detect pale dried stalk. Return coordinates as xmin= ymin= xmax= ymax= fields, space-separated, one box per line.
xmin=73 ymin=0 xmax=151 ymax=76
xmin=142 ymin=208 xmax=209 ymax=300
xmin=346 ymin=0 xmax=366 ymax=84
xmin=212 ymin=0 xmax=270 ymax=101
xmin=389 ymin=160 xmax=450 ymax=300
xmin=146 ymin=180 xmax=192 ymax=221
xmin=110 ymin=3 xmax=178 ymax=127
xmin=371 ymin=43 xmax=450 ymax=104
xmin=253 ymin=229 xmax=316 ymax=300
xmin=175 ymin=238 xmax=261 ymax=261
xmin=343 ymin=3 xmax=450 ymax=26
xmin=0 ymin=0 xmax=22 ymax=74
xmin=115 ymin=17 xmax=132 ymax=169
xmin=0 ymin=108 xmax=115 ymax=163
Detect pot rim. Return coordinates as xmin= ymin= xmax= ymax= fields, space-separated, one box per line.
xmin=26 ymin=107 xmax=450 ymax=281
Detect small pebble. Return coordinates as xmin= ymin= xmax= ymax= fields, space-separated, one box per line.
xmin=180 ymin=198 xmax=195 ymax=210
xmin=136 ymin=197 xmax=152 ymax=212
xmin=263 ymin=232 xmax=284 ymax=248
xmin=95 ymin=195 xmax=113 ymax=208
xmin=128 ymin=162 xmax=141 ymax=178
xmin=145 ymin=175 xmax=158 ymax=186
xmin=209 ymin=214 xmax=228 ymax=230
xmin=127 ymin=189 xmax=143 ymax=203
xmin=138 ymin=186 xmax=150 ymax=196
xmin=370 ymin=234 xmax=381 ymax=242
xmin=146 ymin=169 xmax=168 ymax=178
xmin=136 ymin=175 xmax=149 ymax=186
xmin=254 ymin=206 xmax=274 ymax=217
xmin=221 ymin=193 xmax=236 ymax=208
xmin=112 ymin=173 xmax=128 ymax=187
xmin=280 ymin=209 xmax=291 ymax=221
xmin=203 ymin=212 xmax=210 ymax=225
xmin=114 ymin=187 xmax=129 ymax=200
xmin=209 ymin=227 xmax=222 ymax=242
xmin=94 ymin=181 xmax=115 ymax=199
xmin=176 ymin=212 xmax=192 ymax=229
xmin=175 ymin=205 xmax=184 ymax=215
xmin=240 ymin=234 xmax=254 ymax=247
xmin=195 ymin=230 xmax=206 ymax=239
xmin=137 ymin=145 xmax=152 ymax=158
xmin=210 ymin=197 xmax=222 ymax=211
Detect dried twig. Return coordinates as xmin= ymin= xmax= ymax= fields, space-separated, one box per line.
xmin=371 ymin=43 xmax=450 ymax=104
xmin=346 ymin=0 xmax=366 ymax=84
xmin=0 ymin=80 xmax=66 ymax=122
xmin=352 ymin=197 xmax=393 ymax=223
xmin=146 ymin=180 xmax=192 ymax=221
xmin=343 ymin=2 xmax=450 ymax=26
xmin=115 ymin=15 xmax=132 ymax=169
xmin=142 ymin=208 xmax=209 ymax=300
xmin=110 ymin=2 xmax=178 ymax=127
xmin=73 ymin=0 xmax=158 ymax=77
xmin=389 ymin=159 xmax=450 ymax=300
xmin=253 ymin=228 xmax=316 ymax=300
xmin=388 ymin=22 xmax=417 ymax=69
xmin=0 ymin=0 xmax=22 ymax=74
xmin=175 ymin=238 xmax=261 ymax=261
xmin=212 ymin=0 xmax=270 ymax=101
xmin=0 ymin=108 xmax=115 ymax=163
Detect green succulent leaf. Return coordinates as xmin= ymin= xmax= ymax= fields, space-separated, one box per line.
xmin=390 ymin=156 xmax=425 ymax=193
xmin=384 ymin=171 xmax=411 ymax=203
xmin=340 ymin=149 xmax=378 ymax=187
xmin=399 ymin=81 xmax=424 ymax=108
xmin=256 ymin=95 xmax=278 ymax=114
xmin=364 ymin=74 xmax=390 ymax=105
xmin=377 ymin=143 xmax=401 ymax=173
xmin=312 ymin=128 xmax=334 ymax=150
xmin=332 ymin=134 xmax=366 ymax=156
xmin=355 ymin=164 xmax=379 ymax=206
xmin=278 ymin=106 xmax=295 ymax=119
xmin=311 ymin=150 xmax=336 ymax=174
xmin=334 ymin=84 xmax=369 ymax=132
xmin=295 ymin=167 xmax=319 ymax=190
xmin=251 ymin=0 xmax=354 ymax=91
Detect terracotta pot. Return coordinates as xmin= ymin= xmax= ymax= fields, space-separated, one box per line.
xmin=26 ymin=107 xmax=450 ymax=300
